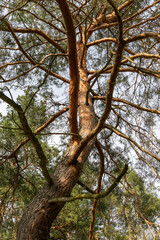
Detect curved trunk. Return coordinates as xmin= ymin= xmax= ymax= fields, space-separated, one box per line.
xmin=17 ymin=148 xmax=90 ymax=239
xmin=17 ymin=48 xmax=97 ymax=239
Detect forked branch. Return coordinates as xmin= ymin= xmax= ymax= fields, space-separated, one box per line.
xmin=48 ymin=164 xmax=128 ymax=203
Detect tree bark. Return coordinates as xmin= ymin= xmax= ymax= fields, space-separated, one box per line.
xmin=17 ymin=145 xmax=95 ymax=239
xmin=17 ymin=40 xmax=97 ymax=239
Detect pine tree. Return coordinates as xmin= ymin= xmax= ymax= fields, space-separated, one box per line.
xmin=0 ymin=0 xmax=160 ymax=239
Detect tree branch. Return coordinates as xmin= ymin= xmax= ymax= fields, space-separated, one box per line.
xmin=129 ymin=142 xmax=160 ymax=179
xmin=0 ymin=24 xmax=66 ymax=53
xmin=105 ymin=124 xmax=160 ymax=162
xmin=124 ymin=13 xmax=160 ymax=34
xmin=123 ymin=0 xmax=160 ymax=24
xmin=77 ymin=180 xmax=95 ymax=194
xmin=88 ymin=0 xmax=133 ymax=33
xmin=4 ymin=21 xmax=36 ymax=65
xmin=125 ymin=33 xmax=160 ymax=44
xmin=93 ymin=96 xmax=160 ymax=114
xmin=0 ymin=91 xmax=53 ymax=185
xmin=89 ymin=140 xmax=104 ymax=240
xmin=107 ymin=0 xmax=123 ymax=42
xmin=112 ymin=98 xmax=160 ymax=114
xmin=48 ymin=164 xmax=128 ymax=203
xmin=56 ymin=0 xmax=79 ymax=140
xmin=4 ymin=106 xmax=69 ymax=160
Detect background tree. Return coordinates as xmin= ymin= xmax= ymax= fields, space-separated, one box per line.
xmin=0 ymin=0 xmax=160 ymax=239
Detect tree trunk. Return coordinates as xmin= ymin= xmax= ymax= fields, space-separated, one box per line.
xmin=17 ymin=42 xmax=97 ymax=239
xmin=17 ymin=151 xmax=84 ymax=239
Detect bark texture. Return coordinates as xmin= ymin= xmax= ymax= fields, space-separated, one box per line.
xmin=17 ymin=43 xmax=97 ymax=240
xmin=17 ymin=94 xmax=97 ymax=240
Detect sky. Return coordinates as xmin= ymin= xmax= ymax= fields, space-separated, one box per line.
xmin=0 ymin=101 xmax=7 ymax=115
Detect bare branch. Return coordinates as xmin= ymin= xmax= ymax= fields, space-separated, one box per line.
xmin=123 ymin=0 xmax=160 ymax=24
xmin=105 ymin=124 xmax=160 ymax=162
xmin=0 ymin=24 xmax=66 ymax=53
xmin=129 ymin=143 xmax=160 ymax=179
xmin=125 ymin=33 xmax=160 ymax=44
xmin=0 ymin=61 xmax=29 ymax=70
xmin=0 ymin=1 xmax=29 ymax=20
xmin=124 ymin=13 xmax=160 ymax=34
xmin=112 ymin=98 xmax=160 ymax=114
xmin=4 ymin=21 xmax=36 ymax=65
xmin=89 ymin=140 xmax=104 ymax=240
xmin=56 ymin=0 xmax=79 ymax=140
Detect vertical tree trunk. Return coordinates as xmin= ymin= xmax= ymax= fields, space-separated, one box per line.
xmin=17 ymin=41 xmax=97 ymax=239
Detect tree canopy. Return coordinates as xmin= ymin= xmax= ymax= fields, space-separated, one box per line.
xmin=0 ymin=0 xmax=160 ymax=239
